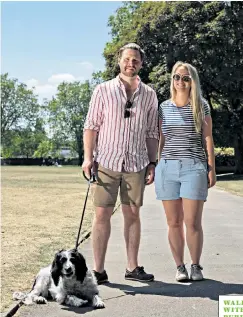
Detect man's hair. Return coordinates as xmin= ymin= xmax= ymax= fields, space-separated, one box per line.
xmin=118 ymin=43 xmax=145 ymax=61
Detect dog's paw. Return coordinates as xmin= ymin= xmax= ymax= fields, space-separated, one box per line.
xmin=55 ymin=294 xmax=66 ymax=305
xmin=65 ymin=295 xmax=88 ymax=307
xmin=33 ymin=296 xmax=47 ymax=304
xmin=92 ymin=295 xmax=105 ymax=309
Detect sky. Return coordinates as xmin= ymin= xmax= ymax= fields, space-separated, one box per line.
xmin=1 ymin=1 xmax=123 ymax=102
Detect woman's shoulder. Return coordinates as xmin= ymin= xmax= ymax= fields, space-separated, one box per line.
xmin=160 ymin=99 xmax=173 ymax=107
xmin=201 ymin=97 xmax=211 ymax=115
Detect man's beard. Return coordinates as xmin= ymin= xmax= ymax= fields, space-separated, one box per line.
xmin=121 ymin=68 xmax=138 ymax=78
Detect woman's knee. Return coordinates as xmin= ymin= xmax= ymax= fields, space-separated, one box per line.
xmin=185 ymin=221 xmax=202 ymax=232
xmin=167 ymin=219 xmax=183 ymax=229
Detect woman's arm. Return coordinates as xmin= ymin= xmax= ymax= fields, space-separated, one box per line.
xmin=202 ymin=115 xmax=216 ymax=187
xmin=158 ymin=119 xmax=165 ymax=161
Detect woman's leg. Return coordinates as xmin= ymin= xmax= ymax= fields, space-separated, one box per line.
xmin=163 ymin=199 xmax=184 ymax=267
xmin=182 ymin=198 xmax=204 ymax=265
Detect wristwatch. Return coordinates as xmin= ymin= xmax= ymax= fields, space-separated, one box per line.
xmin=149 ymin=162 xmax=157 ymax=167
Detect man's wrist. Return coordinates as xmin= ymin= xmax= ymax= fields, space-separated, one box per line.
xmin=148 ymin=161 xmax=157 ymax=167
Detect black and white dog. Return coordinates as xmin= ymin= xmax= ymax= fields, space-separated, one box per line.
xmin=13 ymin=249 xmax=105 ymax=308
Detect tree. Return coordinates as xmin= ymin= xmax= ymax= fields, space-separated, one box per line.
xmin=103 ymin=1 xmax=243 ymax=173
xmin=1 ymin=119 xmax=47 ymax=158
xmin=47 ymin=80 xmax=93 ymax=165
xmin=1 ymin=73 xmax=40 ymax=139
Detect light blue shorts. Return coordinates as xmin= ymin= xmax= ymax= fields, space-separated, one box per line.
xmin=155 ymin=159 xmax=208 ymax=201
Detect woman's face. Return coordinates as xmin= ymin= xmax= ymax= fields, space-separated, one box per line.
xmin=173 ymin=66 xmax=192 ymax=93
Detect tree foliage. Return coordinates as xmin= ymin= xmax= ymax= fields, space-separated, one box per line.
xmin=103 ymin=1 xmax=243 ymax=173
xmin=1 ymin=73 xmax=40 ymax=138
xmin=1 ymin=119 xmax=47 ymax=158
xmin=47 ymin=80 xmax=93 ymax=165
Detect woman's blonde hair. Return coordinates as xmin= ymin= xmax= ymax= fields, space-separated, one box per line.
xmin=170 ymin=61 xmax=204 ymax=132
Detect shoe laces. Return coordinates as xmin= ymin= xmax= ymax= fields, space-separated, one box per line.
xmin=136 ymin=266 xmax=145 ymax=273
xmin=191 ymin=264 xmax=203 ymax=271
xmin=177 ymin=264 xmax=186 ymax=273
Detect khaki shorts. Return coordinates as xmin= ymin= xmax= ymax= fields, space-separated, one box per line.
xmin=93 ymin=165 xmax=147 ymax=208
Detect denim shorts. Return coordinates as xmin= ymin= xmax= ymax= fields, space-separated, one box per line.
xmin=155 ymin=159 xmax=208 ymax=201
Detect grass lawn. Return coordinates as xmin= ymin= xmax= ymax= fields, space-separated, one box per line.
xmin=1 ymin=166 xmax=99 ymax=313
xmin=216 ymin=173 xmax=243 ymax=197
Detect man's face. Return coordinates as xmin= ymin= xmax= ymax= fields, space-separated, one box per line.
xmin=118 ymin=49 xmax=143 ymax=78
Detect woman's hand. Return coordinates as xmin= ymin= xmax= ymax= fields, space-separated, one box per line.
xmin=208 ymin=168 xmax=217 ymax=188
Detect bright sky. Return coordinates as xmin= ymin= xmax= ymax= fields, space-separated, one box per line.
xmin=1 ymin=1 xmax=122 ymax=102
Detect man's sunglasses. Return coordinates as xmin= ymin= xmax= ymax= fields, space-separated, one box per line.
xmin=124 ymin=100 xmax=133 ymax=118
xmin=173 ymin=74 xmax=191 ymax=82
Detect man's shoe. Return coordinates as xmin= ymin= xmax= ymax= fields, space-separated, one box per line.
xmin=190 ymin=264 xmax=204 ymax=281
xmin=125 ymin=266 xmax=154 ymax=282
xmin=93 ymin=270 xmax=109 ymax=285
xmin=176 ymin=264 xmax=189 ymax=282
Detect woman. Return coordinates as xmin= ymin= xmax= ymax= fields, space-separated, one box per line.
xmin=155 ymin=61 xmax=216 ymax=281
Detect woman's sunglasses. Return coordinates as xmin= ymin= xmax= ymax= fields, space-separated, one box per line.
xmin=173 ymin=74 xmax=191 ymax=82
xmin=124 ymin=100 xmax=133 ymax=118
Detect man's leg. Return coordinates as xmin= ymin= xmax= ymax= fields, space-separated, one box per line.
xmin=122 ymin=204 xmax=140 ymax=271
xmin=92 ymin=165 xmax=121 ymax=275
xmin=92 ymin=207 xmax=113 ymax=273
xmin=121 ymin=168 xmax=154 ymax=281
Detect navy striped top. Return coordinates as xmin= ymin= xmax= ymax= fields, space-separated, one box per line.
xmin=159 ymin=99 xmax=210 ymax=161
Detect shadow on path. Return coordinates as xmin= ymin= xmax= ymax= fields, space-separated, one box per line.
xmin=104 ymin=279 xmax=243 ymax=301
xmin=61 ymin=279 xmax=243 ymax=314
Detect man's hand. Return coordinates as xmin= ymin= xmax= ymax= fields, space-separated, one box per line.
xmin=82 ymin=159 xmax=93 ymax=180
xmin=145 ymin=164 xmax=155 ymax=185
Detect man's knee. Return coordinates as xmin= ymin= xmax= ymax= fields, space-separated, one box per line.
xmin=122 ymin=205 xmax=140 ymax=222
xmin=94 ymin=207 xmax=113 ymax=224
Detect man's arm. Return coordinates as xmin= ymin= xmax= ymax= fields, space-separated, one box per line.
xmin=82 ymin=86 xmax=103 ymax=178
xmin=146 ymin=138 xmax=158 ymax=162
xmin=145 ymin=91 xmax=159 ymax=185
xmin=82 ymin=129 xmax=98 ymax=178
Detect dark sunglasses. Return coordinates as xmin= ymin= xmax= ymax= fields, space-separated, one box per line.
xmin=124 ymin=100 xmax=133 ymax=118
xmin=173 ymin=74 xmax=191 ymax=82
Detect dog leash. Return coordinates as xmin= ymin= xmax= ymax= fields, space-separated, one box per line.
xmin=5 ymin=301 xmax=24 ymax=317
xmin=74 ymin=170 xmax=96 ymax=250
xmin=6 ymin=171 xmax=96 ymax=317
xmin=5 ymin=279 xmax=36 ymax=317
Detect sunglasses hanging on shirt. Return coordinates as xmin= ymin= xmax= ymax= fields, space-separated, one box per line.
xmin=124 ymin=100 xmax=133 ymax=118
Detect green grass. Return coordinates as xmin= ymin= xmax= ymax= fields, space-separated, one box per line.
xmin=1 ymin=166 xmax=96 ymax=313
xmin=216 ymin=173 xmax=243 ymax=197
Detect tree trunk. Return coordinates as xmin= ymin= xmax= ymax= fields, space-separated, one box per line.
xmin=78 ymin=151 xmax=83 ymax=166
xmin=234 ymin=132 xmax=243 ymax=174
xmin=76 ymin=132 xmax=83 ymax=166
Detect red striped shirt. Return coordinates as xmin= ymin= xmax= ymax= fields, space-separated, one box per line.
xmin=84 ymin=76 xmax=159 ymax=172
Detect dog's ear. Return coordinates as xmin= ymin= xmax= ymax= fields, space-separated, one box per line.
xmin=51 ymin=252 xmax=62 ymax=286
xmin=73 ymin=250 xmax=88 ymax=283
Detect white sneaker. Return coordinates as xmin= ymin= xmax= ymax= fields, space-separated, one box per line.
xmin=176 ymin=264 xmax=189 ymax=282
xmin=190 ymin=264 xmax=204 ymax=281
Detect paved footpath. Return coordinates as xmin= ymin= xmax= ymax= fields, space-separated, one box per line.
xmin=5 ymin=185 xmax=243 ymax=317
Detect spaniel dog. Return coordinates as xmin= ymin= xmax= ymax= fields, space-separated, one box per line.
xmin=13 ymin=249 xmax=105 ymax=309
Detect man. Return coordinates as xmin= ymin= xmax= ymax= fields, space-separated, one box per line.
xmin=82 ymin=43 xmax=159 ymax=284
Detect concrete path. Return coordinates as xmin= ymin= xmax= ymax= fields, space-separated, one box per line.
xmin=5 ymin=185 xmax=243 ymax=317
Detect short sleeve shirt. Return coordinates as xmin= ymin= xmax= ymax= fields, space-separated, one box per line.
xmin=159 ymin=99 xmax=210 ymax=161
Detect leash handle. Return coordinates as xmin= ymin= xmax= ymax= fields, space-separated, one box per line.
xmin=82 ymin=170 xmax=96 ymax=183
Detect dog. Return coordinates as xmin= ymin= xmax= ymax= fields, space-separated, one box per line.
xmin=13 ymin=249 xmax=105 ymax=308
